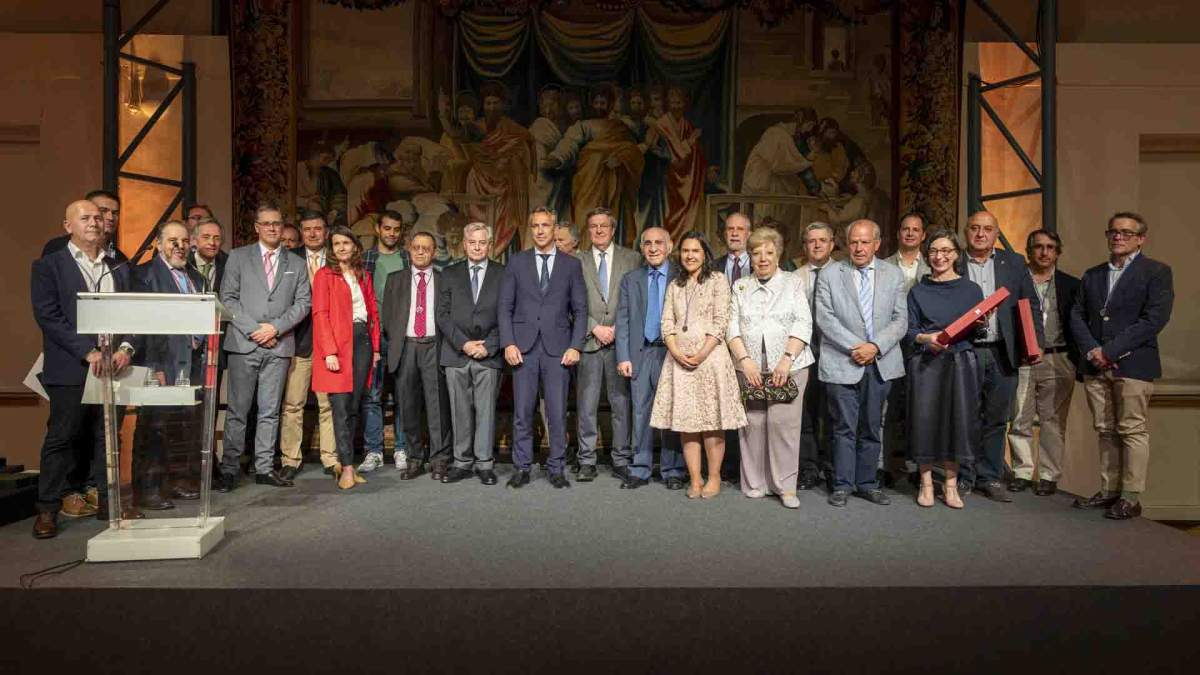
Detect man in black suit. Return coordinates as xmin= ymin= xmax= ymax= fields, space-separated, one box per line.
xmin=383 ymin=231 xmax=453 ymax=481
xmin=712 ymin=211 xmax=751 ymax=484
xmin=961 ymin=211 xmax=1045 ymax=502
xmin=30 ymin=200 xmax=135 ymax=538
xmin=42 ymin=189 xmax=128 ymax=264
xmin=1070 ymin=211 xmax=1174 ymax=520
xmin=436 ymin=222 xmax=505 ymax=485
xmin=130 ymin=220 xmax=207 ymax=510
xmin=1007 ymin=229 xmax=1081 ymax=497
xmin=191 ymin=216 xmax=227 ymax=294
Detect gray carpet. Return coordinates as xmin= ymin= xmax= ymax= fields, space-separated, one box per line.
xmin=4 ymin=466 xmax=1199 ymax=589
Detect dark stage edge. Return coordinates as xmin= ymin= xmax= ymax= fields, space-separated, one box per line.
xmin=3 ymin=468 xmax=1199 ymax=673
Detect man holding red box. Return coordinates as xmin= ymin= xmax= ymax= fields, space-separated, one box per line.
xmin=960 ymin=211 xmax=1044 ymax=502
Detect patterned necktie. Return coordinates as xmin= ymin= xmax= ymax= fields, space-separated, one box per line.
xmin=538 ymin=254 xmax=550 ymax=294
xmin=858 ymin=266 xmax=874 ymax=341
xmin=263 ymin=250 xmax=275 ymax=289
xmin=644 ymin=270 xmax=662 ymax=343
xmin=171 ymin=268 xmax=193 ymax=294
xmin=308 ymin=252 xmax=319 ymax=280
xmin=415 ymin=271 xmax=427 ymax=337
xmin=598 ymin=250 xmax=609 ymax=303
xmin=731 ymin=256 xmax=742 ymax=283
xmin=199 ymin=262 xmax=212 ymax=291
xmin=471 ymin=265 xmax=482 ymax=304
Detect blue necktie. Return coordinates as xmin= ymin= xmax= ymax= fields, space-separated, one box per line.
xmin=538 ymin=254 xmax=550 ymax=294
xmin=644 ymin=270 xmax=662 ymax=343
xmin=598 ymin=251 xmax=609 ymax=303
xmin=171 ymin=268 xmax=192 ymax=294
xmin=471 ymin=265 xmax=481 ymax=304
xmin=858 ymin=266 xmax=874 ymax=341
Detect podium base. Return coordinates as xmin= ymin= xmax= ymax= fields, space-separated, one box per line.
xmin=86 ymin=517 xmax=225 ymax=562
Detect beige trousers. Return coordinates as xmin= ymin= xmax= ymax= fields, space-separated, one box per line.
xmin=1083 ymin=372 xmax=1154 ymax=494
xmin=1007 ymin=352 xmax=1076 ymax=481
xmin=738 ymin=369 xmax=808 ymax=496
xmin=280 ymin=355 xmax=335 ymax=469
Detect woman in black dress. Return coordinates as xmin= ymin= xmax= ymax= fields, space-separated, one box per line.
xmin=905 ymin=228 xmax=984 ymax=509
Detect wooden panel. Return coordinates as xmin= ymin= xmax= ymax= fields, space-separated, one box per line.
xmin=0 ymin=124 xmax=39 ymax=145
xmin=1140 ymin=133 xmax=1200 ymax=154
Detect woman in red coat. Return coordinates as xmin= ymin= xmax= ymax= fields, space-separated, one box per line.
xmin=312 ymin=226 xmax=381 ymax=490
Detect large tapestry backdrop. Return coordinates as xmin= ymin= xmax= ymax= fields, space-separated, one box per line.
xmin=231 ymin=0 xmax=961 ymax=260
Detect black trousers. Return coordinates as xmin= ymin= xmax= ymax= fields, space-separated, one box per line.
xmin=799 ymin=376 xmax=831 ymax=477
xmin=396 ymin=338 xmax=452 ymax=466
xmin=38 ymin=385 xmax=106 ymax=513
xmin=328 ymin=323 xmax=372 ymax=467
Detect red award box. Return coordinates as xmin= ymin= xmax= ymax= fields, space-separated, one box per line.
xmin=1017 ymin=298 xmax=1043 ymax=361
xmin=936 ymin=287 xmax=1010 ymax=346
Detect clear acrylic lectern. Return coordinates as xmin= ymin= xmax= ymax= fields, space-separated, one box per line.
xmin=76 ymin=291 xmax=225 ymax=561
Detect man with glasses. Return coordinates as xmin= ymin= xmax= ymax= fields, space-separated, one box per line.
xmin=961 ymin=211 xmax=1044 ymax=502
xmin=1007 ymin=229 xmax=1080 ymax=497
xmin=1069 ymin=212 xmax=1173 ymax=520
xmin=217 ymin=203 xmax=312 ymax=491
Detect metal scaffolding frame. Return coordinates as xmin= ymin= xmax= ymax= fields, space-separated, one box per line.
xmin=102 ymin=0 xmax=197 ymax=263
xmin=965 ymin=0 xmax=1057 ymax=249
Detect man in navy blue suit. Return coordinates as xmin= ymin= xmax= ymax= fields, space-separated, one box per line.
xmin=1070 ymin=211 xmax=1174 ymax=520
xmin=615 ymin=227 xmax=683 ymax=489
xmin=30 ymin=200 xmax=135 ymax=539
xmin=499 ymin=206 xmax=588 ymax=489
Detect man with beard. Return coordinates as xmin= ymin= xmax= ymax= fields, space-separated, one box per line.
xmin=656 ymin=85 xmax=707 ymax=241
xmin=810 ymin=117 xmax=867 ymax=195
xmin=466 ymin=82 xmax=534 ymax=255
xmin=741 ymin=108 xmax=821 ymax=226
xmin=544 ymin=86 xmax=644 ymax=246
xmin=530 ymin=84 xmax=570 ymax=217
xmin=438 ymin=90 xmax=484 ymax=194
xmin=626 ymin=86 xmax=670 ymax=232
xmin=563 ymin=91 xmax=584 ymax=128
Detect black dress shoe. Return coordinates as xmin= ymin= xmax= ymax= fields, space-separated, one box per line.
xmin=442 ymin=467 xmax=473 ymax=484
xmin=1104 ymin=498 xmax=1142 ymax=520
xmin=798 ymin=473 xmax=821 ymax=490
xmin=548 ymin=473 xmax=571 ymax=489
xmin=1034 ymin=480 xmax=1057 ymax=496
xmin=577 ymin=465 xmax=597 ymax=482
xmin=854 ymin=488 xmax=891 ymax=505
xmin=976 ymin=481 xmax=1013 ymax=503
xmin=169 ymin=484 xmax=200 ymax=500
xmin=32 ymin=512 xmax=58 ymax=539
xmin=611 ymin=465 xmax=631 ymax=482
xmin=1008 ymin=478 xmax=1032 ymax=492
xmin=507 ymin=470 xmax=531 ymax=489
xmin=215 ymin=473 xmax=239 ymax=493
xmin=136 ymin=494 xmax=176 ymax=511
xmin=477 ymin=469 xmax=498 ymax=486
xmin=828 ymin=490 xmax=849 ymax=507
xmin=255 ymin=470 xmax=294 ymax=487
xmin=430 ymin=463 xmax=448 ymax=482
xmin=664 ymin=477 xmax=685 ymax=490
xmin=279 ymin=465 xmax=300 ymax=482
xmin=400 ymin=460 xmax=426 ymax=481
xmin=620 ymin=477 xmax=649 ymax=490
xmin=1073 ymin=491 xmax=1120 ymax=510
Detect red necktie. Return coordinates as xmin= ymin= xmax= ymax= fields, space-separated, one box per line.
xmin=415 ymin=271 xmax=427 ymax=338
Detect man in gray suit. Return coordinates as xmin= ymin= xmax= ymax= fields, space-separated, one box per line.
xmin=436 ymin=222 xmax=505 ymax=486
xmin=814 ymin=219 xmax=908 ymax=507
xmin=616 ymin=227 xmax=683 ymax=489
xmin=575 ymin=206 xmax=641 ymax=482
xmin=882 ymin=213 xmax=930 ymax=484
xmin=218 ymin=203 xmax=312 ymax=491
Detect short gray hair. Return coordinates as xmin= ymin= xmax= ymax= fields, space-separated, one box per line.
xmin=802 ymin=221 xmax=835 ymax=240
xmin=463 ymin=221 xmax=492 ymax=240
xmin=555 ymin=221 xmax=579 ymax=244
xmin=157 ymin=219 xmax=189 ymax=242
xmin=847 ymin=219 xmax=881 ymax=241
xmin=529 ymin=205 xmax=557 ymax=224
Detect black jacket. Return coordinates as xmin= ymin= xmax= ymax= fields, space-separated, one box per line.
xmin=435 ymin=260 xmax=504 ymax=369
xmin=1070 ymin=253 xmax=1173 ymax=381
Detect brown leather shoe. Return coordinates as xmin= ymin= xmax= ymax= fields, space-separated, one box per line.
xmin=33 ymin=512 xmax=58 ymax=539
xmin=400 ymin=460 xmax=425 ymax=481
xmin=85 ymin=486 xmax=99 ymax=508
xmin=1073 ymin=491 xmax=1119 ymax=510
xmin=1104 ymin=499 xmax=1143 ymax=520
xmin=61 ymin=493 xmax=98 ymax=518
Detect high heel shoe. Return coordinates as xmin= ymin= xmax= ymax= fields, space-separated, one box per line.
xmin=942 ymin=480 xmax=964 ymax=509
xmin=330 ymin=463 xmax=343 ymax=482
xmin=917 ymin=480 xmax=935 ymax=508
xmin=700 ymin=479 xmax=720 ymax=499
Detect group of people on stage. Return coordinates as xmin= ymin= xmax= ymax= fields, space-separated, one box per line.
xmin=29 ymin=189 xmax=1174 ymax=539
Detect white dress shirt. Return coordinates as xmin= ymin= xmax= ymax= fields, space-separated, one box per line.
xmin=68 ymin=241 xmax=113 ymax=293
xmin=406 ymin=266 xmax=437 ymax=337
xmin=534 ymin=246 xmax=558 ymax=280
xmin=727 ymin=271 xmax=815 ymax=372
xmin=305 ymin=247 xmax=326 ymax=276
xmin=344 ymin=271 xmax=368 ymax=323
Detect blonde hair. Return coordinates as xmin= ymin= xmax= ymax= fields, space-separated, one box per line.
xmin=747 ymin=226 xmax=783 ymax=258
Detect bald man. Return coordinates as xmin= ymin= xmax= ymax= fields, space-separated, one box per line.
xmin=42 ymin=190 xmax=128 ymax=264
xmin=31 ymin=200 xmax=136 ymax=538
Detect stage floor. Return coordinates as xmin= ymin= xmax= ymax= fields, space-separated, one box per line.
xmin=4 ymin=465 xmax=1199 ymax=589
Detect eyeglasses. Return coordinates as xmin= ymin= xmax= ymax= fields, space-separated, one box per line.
xmin=928 ymin=247 xmax=957 ymax=258
xmin=1105 ymin=229 xmax=1142 ymax=240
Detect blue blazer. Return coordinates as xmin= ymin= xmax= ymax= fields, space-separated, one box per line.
xmin=133 ymin=256 xmax=207 ymax=379
xmin=30 ymin=246 xmax=132 ymax=386
xmin=498 ymin=249 xmax=587 ymax=356
xmin=1069 ymin=253 xmax=1173 ymax=381
xmin=615 ymin=262 xmax=674 ymax=376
